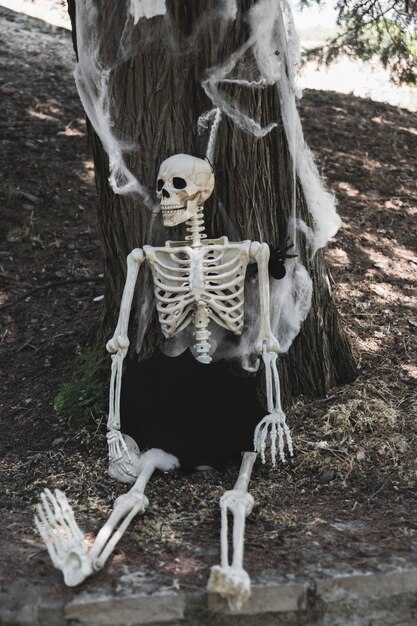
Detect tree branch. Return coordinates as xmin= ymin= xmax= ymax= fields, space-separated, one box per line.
xmin=0 ymin=277 xmax=103 ymax=312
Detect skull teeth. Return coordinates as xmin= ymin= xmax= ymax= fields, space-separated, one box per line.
xmin=162 ymin=205 xmax=186 ymax=217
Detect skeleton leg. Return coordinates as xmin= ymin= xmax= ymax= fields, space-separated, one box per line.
xmin=87 ymin=458 xmax=155 ymax=571
xmin=208 ymin=452 xmax=257 ymax=611
xmin=35 ymin=449 xmax=178 ymax=586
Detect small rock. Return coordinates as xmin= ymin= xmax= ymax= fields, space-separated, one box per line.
xmin=396 ymin=439 xmax=409 ymax=453
xmin=20 ymin=191 xmax=40 ymax=203
xmin=319 ymin=469 xmax=337 ymax=483
xmin=356 ymin=449 xmax=366 ymax=461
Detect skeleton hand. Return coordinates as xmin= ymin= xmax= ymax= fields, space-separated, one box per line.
xmin=34 ymin=489 xmax=95 ymax=586
xmin=106 ymin=334 xmax=129 ymax=354
xmin=107 ymin=431 xmax=135 ymax=476
xmin=254 ymin=410 xmax=293 ymax=466
xmin=107 ymin=432 xmax=142 ymax=484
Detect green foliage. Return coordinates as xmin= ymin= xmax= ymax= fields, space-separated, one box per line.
xmin=300 ymin=0 xmax=417 ymax=85
xmin=54 ymin=348 xmax=108 ymax=427
xmin=385 ymin=128 xmax=399 ymax=148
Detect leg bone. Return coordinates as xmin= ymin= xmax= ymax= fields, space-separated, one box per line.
xmin=34 ymin=450 xmax=178 ymax=586
xmin=88 ymin=462 xmax=154 ymax=569
xmin=208 ymin=452 xmax=257 ymax=611
xmin=90 ymin=449 xmax=178 ymax=570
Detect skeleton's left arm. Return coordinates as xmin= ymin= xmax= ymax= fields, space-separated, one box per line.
xmin=249 ymin=242 xmax=293 ymax=466
xmin=250 ymin=242 xmax=279 ymax=354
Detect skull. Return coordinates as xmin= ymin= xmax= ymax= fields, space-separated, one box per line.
xmin=156 ymin=154 xmax=215 ymax=227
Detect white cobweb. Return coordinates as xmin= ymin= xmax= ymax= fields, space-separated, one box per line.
xmin=73 ymin=0 xmax=340 ymax=369
xmin=74 ymin=1 xmax=155 ymax=207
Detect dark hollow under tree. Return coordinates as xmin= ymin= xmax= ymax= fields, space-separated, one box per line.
xmin=67 ymin=0 xmax=357 ymax=409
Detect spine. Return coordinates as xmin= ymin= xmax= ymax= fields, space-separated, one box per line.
xmin=185 ymin=206 xmax=207 ymax=247
xmin=193 ymin=305 xmax=211 ymax=364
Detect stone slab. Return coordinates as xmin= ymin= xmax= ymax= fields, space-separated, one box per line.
xmin=2 ymin=568 xmax=417 ymax=625
xmin=64 ymin=591 xmax=186 ymax=625
xmin=0 ymin=582 xmax=39 ymax=626
xmin=316 ymin=568 xmax=417 ymax=604
xmin=208 ymin=581 xmax=310 ymax=615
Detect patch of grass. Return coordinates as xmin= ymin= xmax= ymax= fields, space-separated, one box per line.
xmin=323 ymin=398 xmax=399 ymax=435
xmin=385 ymin=129 xmax=399 ymax=148
xmin=54 ymin=347 xmax=108 ymax=428
xmin=292 ymin=386 xmax=413 ymax=483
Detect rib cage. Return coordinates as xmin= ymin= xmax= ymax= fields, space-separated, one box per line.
xmin=144 ymin=238 xmax=251 ymax=338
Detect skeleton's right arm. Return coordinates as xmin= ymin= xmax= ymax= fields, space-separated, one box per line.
xmin=106 ymin=248 xmax=145 ymax=354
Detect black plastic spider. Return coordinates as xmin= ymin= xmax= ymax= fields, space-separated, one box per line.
xmin=268 ymin=236 xmax=297 ymax=280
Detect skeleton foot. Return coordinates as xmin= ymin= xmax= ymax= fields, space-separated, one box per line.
xmin=208 ymin=452 xmax=256 ymax=611
xmin=35 ymin=485 xmax=149 ymax=586
xmin=254 ymin=409 xmax=293 ymax=465
xmin=208 ymin=565 xmax=251 ymax=611
xmin=35 ymin=450 xmax=178 ymax=586
xmin=35 ymin=485 xmax=150 ymax=587
xmin=34 ymin=489 xmax=94 ymax=586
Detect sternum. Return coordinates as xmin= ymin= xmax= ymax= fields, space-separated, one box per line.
xmin=188 ymin=249 xmax=205 ymax=299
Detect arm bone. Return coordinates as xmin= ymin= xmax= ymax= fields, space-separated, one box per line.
xmin=249 ymin=242 xmax=279 ymax=354
xmin=106 ymin=248 xmax=145 ymax=355
xmin=106 ymin=249 xmax=145 ymax=474
xmin=249 ymin=242 xmax=293 ymax=464
xmin=254 ymin=351 xmax=293 ymax=465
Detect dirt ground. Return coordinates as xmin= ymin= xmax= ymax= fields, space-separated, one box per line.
xmin=0 ymin=5 xmax=416 ymax=599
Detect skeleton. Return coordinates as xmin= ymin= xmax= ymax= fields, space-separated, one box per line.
xmin=35 ymin=154 xmax=293 ymax=611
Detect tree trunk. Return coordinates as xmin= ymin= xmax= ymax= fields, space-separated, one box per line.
xmin=68 ymin=0 xmax=357 ymax=404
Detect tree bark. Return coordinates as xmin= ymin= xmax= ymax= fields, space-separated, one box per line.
xmin=67 ymin=0 xmax=357 ymax=403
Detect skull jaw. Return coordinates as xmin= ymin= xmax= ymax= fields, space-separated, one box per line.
xmin=161 ymin=197 xmax=200 ymax=228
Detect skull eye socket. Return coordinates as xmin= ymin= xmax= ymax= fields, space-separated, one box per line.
xmin=173 ymin=177 xmax=187 ymax=189
xmin=157 ymin=179 xmax=164 ymax=191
